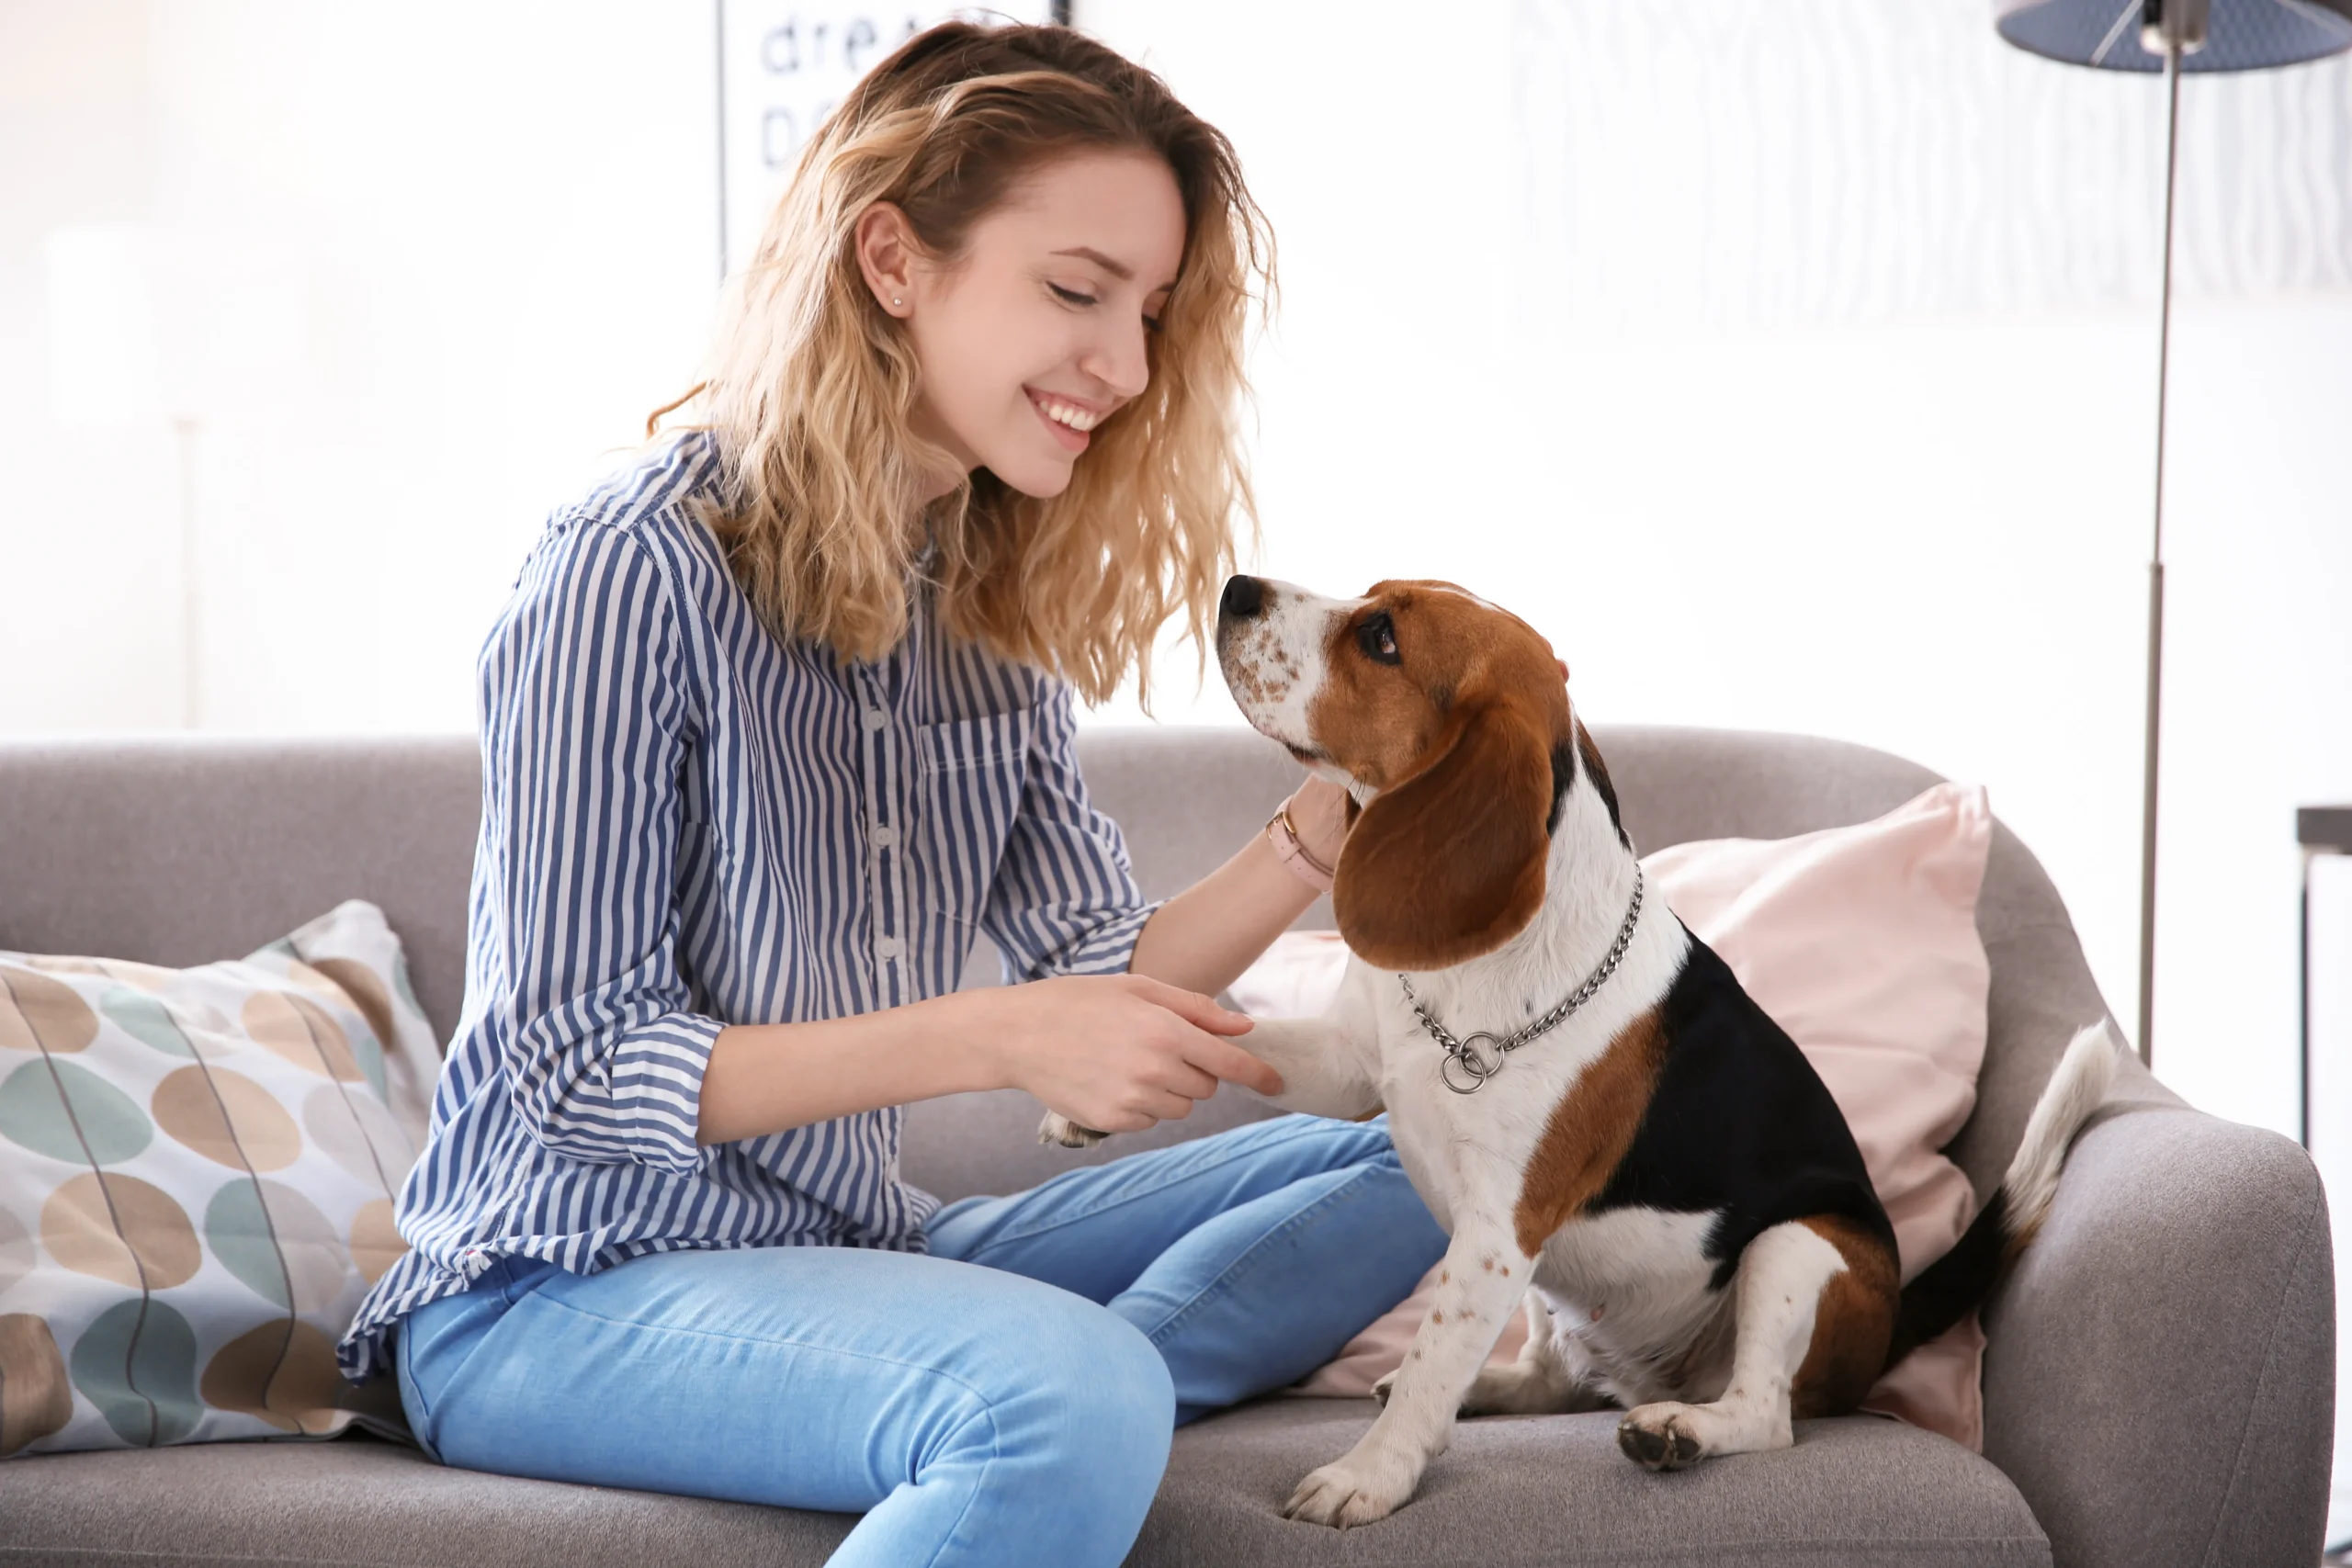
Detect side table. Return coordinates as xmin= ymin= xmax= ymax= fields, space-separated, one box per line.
xmin=2301 ymin=806 xmax=2352 ymax=1150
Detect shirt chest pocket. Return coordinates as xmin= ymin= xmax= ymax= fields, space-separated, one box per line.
xmin=913 ymin=706 xmax=1034 ymax=944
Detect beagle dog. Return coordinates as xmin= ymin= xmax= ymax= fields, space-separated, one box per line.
xmin=1050 ymin=574 xmax=2117 ymax=1529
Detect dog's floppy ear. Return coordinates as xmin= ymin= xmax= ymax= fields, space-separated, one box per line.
xmin=1331 ymin=697 xmax=1555 ymax=971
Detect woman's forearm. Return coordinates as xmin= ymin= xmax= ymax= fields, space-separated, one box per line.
xmin=698 ymin=786 xmax=1347 ymax=1146
xmin=703 ymin=863 xmax=1304 ymax=1142
xmin=1130 ymin=779 xmax=1351 ymax=998
xmin=1127 ymin=820 xmax=1322 ymax=998
xmin=696 ymin=993 xmax=1002 ymax=1145
xmin=696 ymin=973 xmax=1272 ymax=1147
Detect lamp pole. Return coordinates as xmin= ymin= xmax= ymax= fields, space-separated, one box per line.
xmin=2137 ymin=16 xmax=2186 ymax=1068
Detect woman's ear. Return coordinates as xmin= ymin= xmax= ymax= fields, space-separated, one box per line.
xmin=1330 ymin=698 xmax=1555 ymax=971
xmin=854 ymin=202 xmax=919 ymax=318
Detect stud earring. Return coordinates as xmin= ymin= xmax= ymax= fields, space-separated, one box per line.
xmin=892 ymin=296 xmax=904 ymax=309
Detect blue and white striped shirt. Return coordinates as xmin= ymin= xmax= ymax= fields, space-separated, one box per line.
xmin=340 ymin=433 xmax=1156 ymax=1382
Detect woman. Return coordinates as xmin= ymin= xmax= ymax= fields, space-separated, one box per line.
xmin=339 ymin=22 xmax=1444 ymax=1568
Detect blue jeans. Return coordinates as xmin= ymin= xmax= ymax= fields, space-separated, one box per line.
xmin=393 ymin=1113 xmax=1444 ymax=1568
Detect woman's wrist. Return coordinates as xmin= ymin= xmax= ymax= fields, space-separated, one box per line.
xmin=934 ymin=987 xmax=1020 ymax=1095
xmin=1264 ymin=802 xmax=1334 ymax=891
xmin=871 ymin=987 xmax=1011 ymax=1097
xmin=1270 ymin=778 xmax=1351 ymax=888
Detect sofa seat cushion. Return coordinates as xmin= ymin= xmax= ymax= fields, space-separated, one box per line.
xmin=1151 ymin=1401 xmax=2048 ymax=1566
xmin=0 ymin=1401 xmax=2047 ymax=1568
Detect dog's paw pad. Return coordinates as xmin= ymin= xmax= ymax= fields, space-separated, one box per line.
xmin=1617 ymin=1408 xmax=1704 ymax=1472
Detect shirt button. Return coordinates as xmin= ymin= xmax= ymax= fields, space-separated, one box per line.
xmin=876 ymin=935 xmax=903 ymax=960
xmin=871 ymin=825 xmax=898 ymax=849
xmin=862 ymin=706 xmax=888 ymax=732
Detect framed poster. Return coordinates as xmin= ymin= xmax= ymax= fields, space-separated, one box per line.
xmin=718 ymin=1 xmax=1065 ymax=279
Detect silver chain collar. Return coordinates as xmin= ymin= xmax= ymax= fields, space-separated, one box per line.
xmin=1397 ymin=866 xmax=1646 ymax=1095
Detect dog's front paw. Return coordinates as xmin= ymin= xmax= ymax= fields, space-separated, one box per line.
xmin=1282 ymin=1454 xmax=1416 ymax=1529
xmin=1037 ymin=1112 xmax=1106 ymax=1148
xmin=1617 ymin=1404 xmax=1705 ymax=1471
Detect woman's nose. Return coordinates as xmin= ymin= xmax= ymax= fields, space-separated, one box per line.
xmin=1080 ymin=317 xmax=1152 ymax=402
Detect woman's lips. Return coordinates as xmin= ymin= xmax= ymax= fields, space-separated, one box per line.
xmin=1026 ymin=389 xmax=1093 ymax=454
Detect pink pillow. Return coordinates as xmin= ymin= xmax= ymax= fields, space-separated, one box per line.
xmin=1245 ymin=782 xmax=1996 ymax=1450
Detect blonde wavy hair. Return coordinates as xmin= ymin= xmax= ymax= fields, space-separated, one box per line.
xmin=656 ymin=21 xmax=1272 ymax=707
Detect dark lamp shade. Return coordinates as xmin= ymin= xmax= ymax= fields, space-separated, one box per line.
xmin=1996 ymin=0 xmax=2352 ymax=70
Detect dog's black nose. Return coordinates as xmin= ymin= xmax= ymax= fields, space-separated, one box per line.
xmin=1220 ymin=575 xmax=1265 ymax=622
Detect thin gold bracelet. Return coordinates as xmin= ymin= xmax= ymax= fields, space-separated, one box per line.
xmin=1270 ymin=801 xmax=1338 ymax=882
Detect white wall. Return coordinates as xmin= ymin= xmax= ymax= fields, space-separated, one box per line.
xmin=0 ymin=0 xmax=718 ymax=733
xmin=1078 ymin=0 xmax=2352 ymax=1152
xmin=4 ymin=0 xmax=2349 ymax=1154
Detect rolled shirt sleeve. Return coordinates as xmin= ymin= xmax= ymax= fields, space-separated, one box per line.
xmin=475 ymin=518 xmax=722 ymax=1173
xmin=980 ymin=683 xmax=1161 ymax=981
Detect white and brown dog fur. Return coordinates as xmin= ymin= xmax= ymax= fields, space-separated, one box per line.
xmin=1044 ymin=574 xmax=2119 ymax=1529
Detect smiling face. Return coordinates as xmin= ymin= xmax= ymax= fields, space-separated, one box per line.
xmin=858 ymin=148 xmax=1185 ymax=501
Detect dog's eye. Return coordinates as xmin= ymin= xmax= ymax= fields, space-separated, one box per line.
xmin=1357 ymin=612 xmax=1400 ymax=665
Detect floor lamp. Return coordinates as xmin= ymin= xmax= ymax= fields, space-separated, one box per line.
xmin=1992 ymin=0 xmax=2352 ymax=1067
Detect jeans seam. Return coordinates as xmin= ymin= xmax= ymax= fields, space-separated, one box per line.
xmin=394 ymin=1327 xmax=437 ymax=1438
xmin=404 ymin=1259 xmax=545 ymax=1457
xmin=916 ymin=1402 xmax=1003 ymax=1568
xmin=952 ymin=1117 xmax=1383 ymax=1251
xmin=1130 ymin=1161 xmax=1387 ymax=1348
xmin=400 ymin=1277 xmax=529 ymax=1457
xmin=505 ymin=1289 xmax=1008 ymax=1413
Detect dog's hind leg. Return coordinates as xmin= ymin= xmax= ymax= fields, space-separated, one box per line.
xmin=1789 ymin=1216 xmax=1900 ymax=1418
xmin=1616 ymin=1220 xmax=1853 ymax=1471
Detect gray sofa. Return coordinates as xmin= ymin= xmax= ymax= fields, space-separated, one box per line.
xmin=0 ymin=725 xmax=2331 ymax=1567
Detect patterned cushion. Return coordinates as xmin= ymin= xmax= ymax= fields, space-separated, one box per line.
xmin=0 ymin=901 xmax=438 ymax=1455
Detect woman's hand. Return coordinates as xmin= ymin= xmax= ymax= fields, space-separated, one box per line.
xmin=965 ymin=975 xmax=1283 ymax=1134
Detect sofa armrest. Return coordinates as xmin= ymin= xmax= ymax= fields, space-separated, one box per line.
xmin=1983 ymin=1077 xmax=2334 ymax=1568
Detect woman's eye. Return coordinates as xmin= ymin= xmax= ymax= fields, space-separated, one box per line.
xmin=1358 ymin=614 xmax=1400 ymax=665
xmin=1048 ymin=284 xmax=1097 ymax=308
xmin=1142 ymin=314 xmax=1163 ymax=334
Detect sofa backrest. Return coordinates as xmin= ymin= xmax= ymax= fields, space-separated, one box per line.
xmin=0 ymin=725 xmax=2115 ymax=1204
